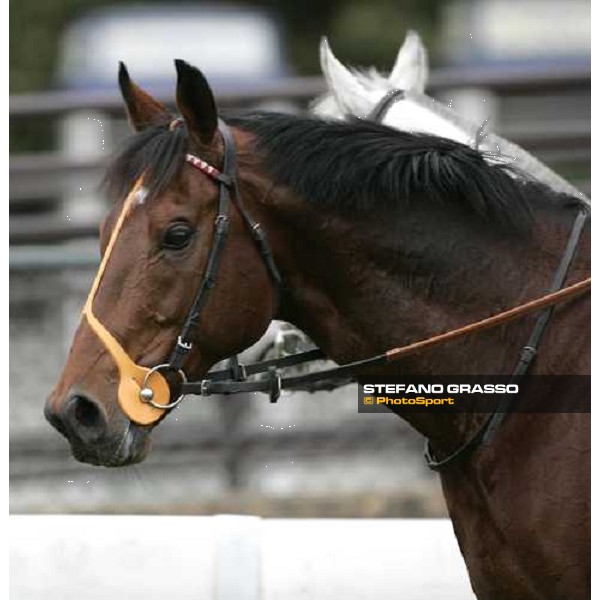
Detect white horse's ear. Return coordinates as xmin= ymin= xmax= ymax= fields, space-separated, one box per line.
xmin=319 ymin=37 xmax=372 ymax=118
xmin=388 ymin=30 xmax=429 ymax=93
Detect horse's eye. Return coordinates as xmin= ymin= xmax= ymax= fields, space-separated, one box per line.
xmin=162 ymin=222 xmax=194 ymax=250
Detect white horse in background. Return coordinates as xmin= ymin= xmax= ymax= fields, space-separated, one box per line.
xmin=312 ymin=30 xmax=471 ymax=146
xmin=313 ymin=30 xmax=588 ymax=203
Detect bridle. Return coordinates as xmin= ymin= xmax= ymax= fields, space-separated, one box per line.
xmin=366 ymin=88 xmax=406 ymax=122
xmin=139 ymin=120 xmax=282 ymax=410
xmin=82 ymin=118 xmax=282 ymax=425
xmin=85 ymin=111 xmax=590 ymax=469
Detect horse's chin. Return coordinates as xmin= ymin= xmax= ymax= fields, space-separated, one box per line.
xmin=70 ymin=422 xmax=153 ymax=468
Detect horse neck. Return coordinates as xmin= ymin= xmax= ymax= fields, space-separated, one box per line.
xmin=268 ymin=193 xmax=588 ymax=450
xmin=384 ymin=98 xmax=472 ymax=145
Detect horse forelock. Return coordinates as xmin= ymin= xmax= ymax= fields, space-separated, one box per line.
xmin=103 ymin=123 xmax=190 ymax=206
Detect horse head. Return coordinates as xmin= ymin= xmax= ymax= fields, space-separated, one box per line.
xmin=45 ymin=61 xmax=279 ymax=466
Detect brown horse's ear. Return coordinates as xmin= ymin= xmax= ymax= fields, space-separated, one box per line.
xmin=118 ymin=62 xmax=172 ymax=131
xmin=174 ymin=59 xmax=218 ymax=145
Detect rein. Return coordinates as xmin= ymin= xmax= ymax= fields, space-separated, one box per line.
xmin=185 ymin=275 xmax=590 ymax=398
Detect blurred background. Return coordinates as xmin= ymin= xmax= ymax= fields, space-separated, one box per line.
xmin=10 ymin=0 xmax=590 ymax=516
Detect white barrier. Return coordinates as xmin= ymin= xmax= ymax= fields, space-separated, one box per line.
xmin=10 ymin=515 xmax=476 ymax=599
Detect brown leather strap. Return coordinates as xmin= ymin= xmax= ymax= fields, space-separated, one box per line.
xmin=82 ymin=176 xmax=171 ymax=424
xmin=190 ymin=276 xmax=591 ymax=399
xmin=386 ymin=278 xmax=590 ymax=362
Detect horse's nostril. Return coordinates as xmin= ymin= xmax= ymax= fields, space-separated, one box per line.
xmin=64 ymin=394 xmax=107 ymax=443
xmin=73 ymin=396 xmax=100 ymax=428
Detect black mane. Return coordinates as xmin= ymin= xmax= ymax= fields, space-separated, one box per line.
xmin=103 ymin=122 xmax=188 ymax=203
xmin=229 ymin=113 xmax=569 ymax=231
xmin=104 ymin=111 xmax=575 ymax=231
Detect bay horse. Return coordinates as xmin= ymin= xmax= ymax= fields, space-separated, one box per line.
xmin=45 ymin=60 xmax=590 ymax=599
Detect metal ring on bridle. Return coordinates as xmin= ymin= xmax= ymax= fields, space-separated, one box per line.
xmin=139 ymin=364 xmax=188 ymax=409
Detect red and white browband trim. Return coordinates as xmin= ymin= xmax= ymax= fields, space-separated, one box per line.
xmin=170 ymin=118 xmax=228 ymax=184
xmin=185 ymin=153 xmax=224 ymax=183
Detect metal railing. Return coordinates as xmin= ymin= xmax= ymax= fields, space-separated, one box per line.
xmin=10 ymin=63 xmax=591 ymax=253
xmin=9 ymin=63 xmax=590 ymax=117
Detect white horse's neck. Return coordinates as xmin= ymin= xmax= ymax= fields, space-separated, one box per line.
xmin=313 ymin=86 xmax=474 ymax=146
xmin=383 ymin=97 xmax=472 ymax=145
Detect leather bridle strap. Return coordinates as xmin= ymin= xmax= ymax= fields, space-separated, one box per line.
xmin=168 ymin=121 xmax=237 ymax=372
xmin=202 ymin=348 xmax=326 ymax=382
xmin=169 ymin=120 xmax=282 ymax=372
xmin=161 ymin=118 xmax=283 ymax=385
xmin=482 ymin=205 xmax=589 ymax=441
xmin=367 ymin=89 xmax=406 ymax=122
xmin=424 ymin=205 xmax=589 ymax=469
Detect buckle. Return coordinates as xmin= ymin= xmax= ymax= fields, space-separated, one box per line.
xmin=519 ymin=345 xmax=538 ymax=365
xmin=251 ymin=222 xmax=265 ymax=241
xmin=177 ymin=336 xmax=193 ymax=351
xmin=214 ymin=215 xmax=230 ymax=233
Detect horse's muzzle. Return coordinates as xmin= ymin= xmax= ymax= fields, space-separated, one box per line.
xmin=44 ymin=393 xmax=151 ymax=467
